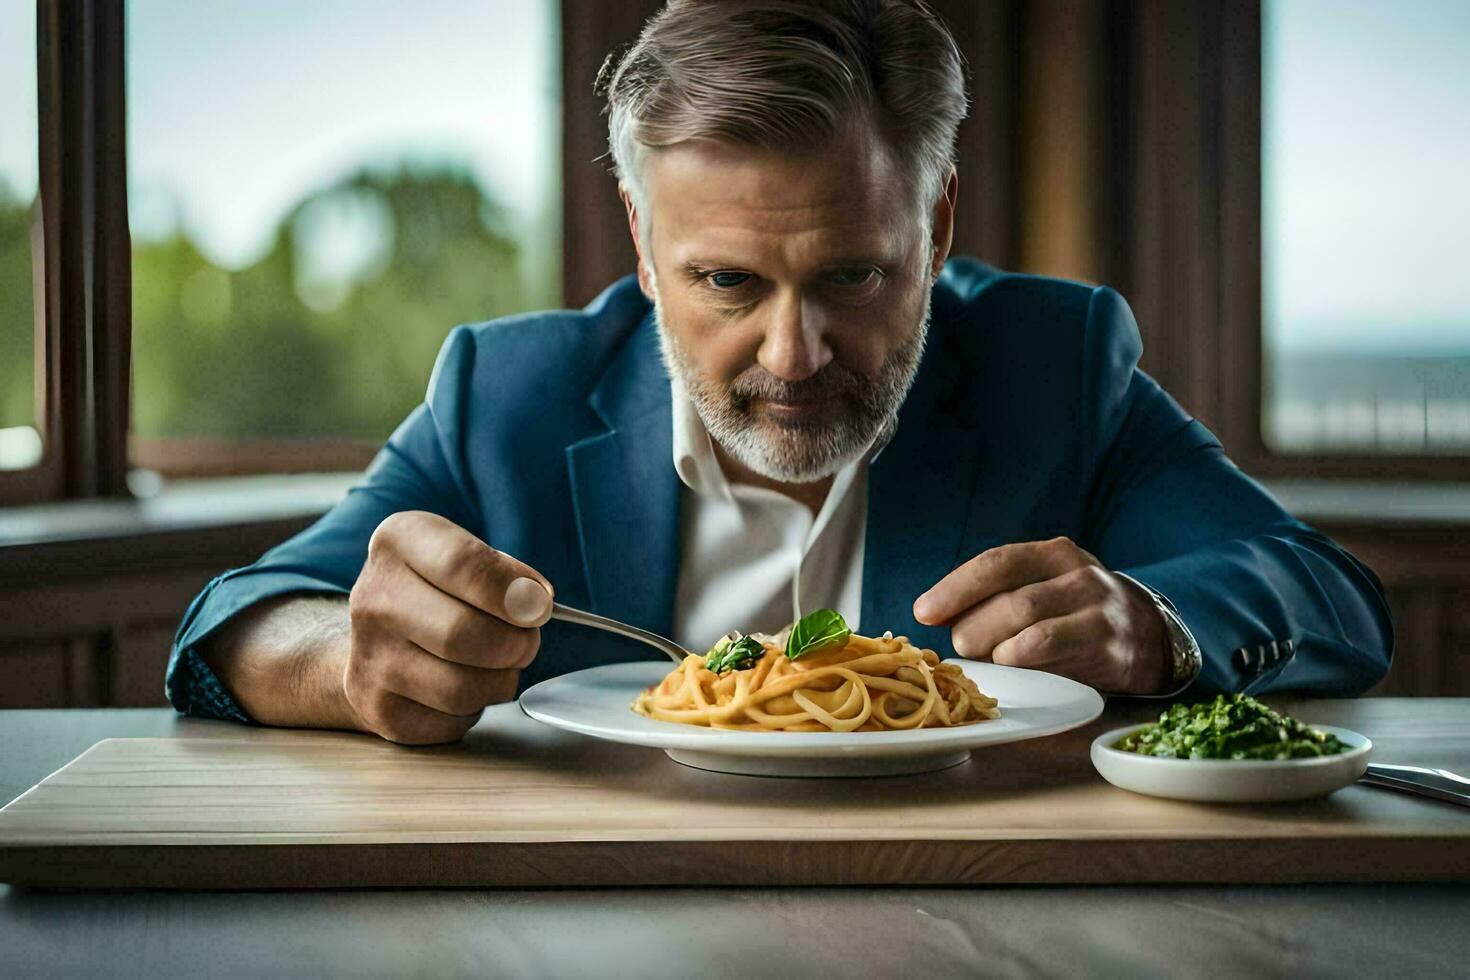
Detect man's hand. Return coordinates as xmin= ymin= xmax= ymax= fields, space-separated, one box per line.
xmin=912 ymin=536 xmax=1170 ymax=694
xmin=346 ymin=511 xmax=555 ymax=744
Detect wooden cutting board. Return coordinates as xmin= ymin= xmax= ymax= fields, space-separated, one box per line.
xmin=2 ymin=698 xmax=1467 ymax=889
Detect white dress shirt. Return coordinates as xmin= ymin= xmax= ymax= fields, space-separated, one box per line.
xmin=669 ymin=379 xmax=880 ymax=655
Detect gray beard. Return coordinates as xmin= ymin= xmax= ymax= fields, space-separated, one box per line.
xmin=654 ymin=290 xmax=930 ymax=484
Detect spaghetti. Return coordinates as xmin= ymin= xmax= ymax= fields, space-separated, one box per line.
xmin=632 ymin=630 xmax=1001 ymax=732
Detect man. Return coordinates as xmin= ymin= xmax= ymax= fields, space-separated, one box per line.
xmin=167 ymin=0 xmax=1392 ymax=745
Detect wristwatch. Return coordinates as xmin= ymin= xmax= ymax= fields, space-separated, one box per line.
xmin=1114 ymin=572 xmax=1202 ymax=698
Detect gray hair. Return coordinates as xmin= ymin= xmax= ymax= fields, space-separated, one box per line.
xmin=597 ymin=0 xmax=968 ymax=243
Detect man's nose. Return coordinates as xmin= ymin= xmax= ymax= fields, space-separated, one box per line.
xmin=756 ymin=291 xmax=832 ymax=382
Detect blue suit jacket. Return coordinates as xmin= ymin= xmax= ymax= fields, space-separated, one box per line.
xmin=166 ymin=259 xmax=1393 ymax=722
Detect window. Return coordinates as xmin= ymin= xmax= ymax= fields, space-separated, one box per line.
xmin=0 ymin=0 xmax=42 ymax=474
xmin=125 ymin=0 xmax=562 ymax=475
xmin=1262 ymin=0 xmax=1470 ymax=455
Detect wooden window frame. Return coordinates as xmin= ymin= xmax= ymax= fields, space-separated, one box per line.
xmin=2 ymin=0 xmax=130 ymax=505
xmin=12 ymin=0 xmax=1465 ymax=499
xmin=1116 ymin=0 xmax=1467 ymax=483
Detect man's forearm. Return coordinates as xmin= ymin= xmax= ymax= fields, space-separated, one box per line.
xmin=197 ymin=595 xmax=362 ymax=731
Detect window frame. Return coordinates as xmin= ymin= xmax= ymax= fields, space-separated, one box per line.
xmin=8 ymin=0 xmax=1466 ymax=503
xmin=1125 ymin=0 xmax=1468 ymax=483
xmin=1 ymin=0 xmax=131 ymax=507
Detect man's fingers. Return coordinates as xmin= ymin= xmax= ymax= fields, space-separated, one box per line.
xmin=950 ymin=565 xmax=1111 ymax=661
xmin=371 ymin=511 xmax=553 ymax=627
xmin=991 ymin=608 xmax=1119 ymax=688
xmin=992 ymin=611 xmax=1084 ymax=669
xmin=361 ymin=560 xmax=539 ymax=669
xmin=367 ymin=692 xmax=483 ymax=746
xmin=365 ymin=634 xmax=522 ymax=718
xmin=914 ymin=537 xmax=1095 ymax=625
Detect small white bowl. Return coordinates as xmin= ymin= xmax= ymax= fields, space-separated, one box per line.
xmin=1090 ymin=723 xmax=1372 ymax=803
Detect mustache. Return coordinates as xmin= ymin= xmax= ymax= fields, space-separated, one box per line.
xmin=728 ymin=361 xmax=875 ymax=408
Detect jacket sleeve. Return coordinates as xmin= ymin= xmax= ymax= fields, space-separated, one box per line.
xmin=164 ymin=326 xmax=485 ymax=722
xmin=1079 ymin=287 xmax=1394 ymax=697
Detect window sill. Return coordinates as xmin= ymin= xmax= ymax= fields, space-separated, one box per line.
xmin=1260 ymin=478 xmax=1470 ymax=527
xmin=0 ymin=472 xmax=359 ymax=548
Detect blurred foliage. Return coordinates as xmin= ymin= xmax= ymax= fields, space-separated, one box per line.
xmin=132 ymin=166 xmax=558 ymax=440
xmin=0 ymin=182 xmax=35 ymax=430
xmin=0 ymin=166 xmax=559 ymax=442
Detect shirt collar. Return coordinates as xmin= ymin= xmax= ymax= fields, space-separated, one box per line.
xmin=670 ymin=376 xmax=731 ymax=501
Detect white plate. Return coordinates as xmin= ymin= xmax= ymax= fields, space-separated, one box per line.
xmin=1090 ymin=723 xmax=1373 ymax=802
xmin=519 ymin=659 xmax=1104 ymax=777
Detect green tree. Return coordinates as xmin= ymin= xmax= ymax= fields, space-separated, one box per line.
xmin=0 ymin=184 xmax=37 ymax=431
xmin=132 ymin=165 xmax=556 ymax=442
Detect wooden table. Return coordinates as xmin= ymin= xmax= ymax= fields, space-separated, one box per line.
xmin=2 ymin=703 xmax=1468 ymax=977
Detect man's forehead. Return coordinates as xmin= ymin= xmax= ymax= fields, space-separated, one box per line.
xmin=643 ymin=127 xmax=914 ymax=258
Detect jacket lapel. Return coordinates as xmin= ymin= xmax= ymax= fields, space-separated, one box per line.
xmin=565 ymin=312 xmax=681 ymax=639
xmin=862 ymin=290 xmax=990 ymax=655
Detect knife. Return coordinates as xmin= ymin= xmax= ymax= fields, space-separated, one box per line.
xmin=1358 ymin=763 xmax=1470 ymax=807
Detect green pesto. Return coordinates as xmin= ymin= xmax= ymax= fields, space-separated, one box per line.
xmin=1114 ymin=694 xmax=1349 ymax=760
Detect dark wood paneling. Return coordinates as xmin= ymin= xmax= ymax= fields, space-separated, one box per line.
xmin=560 ymin=0 xmax=663 ymax=309
xmin=1448 ymin=599 xmax=1470 ymax=695
xmin=1318 ymin=521 xmax=1470 ymax=697
xmin=1117 ymin=0 xmax=1228 ymax=436
xmin=37 ymin=0 xmax=132 ymax=501
xmin=0 ymin=570 xmax=217 ymax=641
xmin=112 ymin=622 xmax=179 ymax=707
xmin=933 ymin=0 xmax=1022 ymax=270
xmin=0 ymin=640 xmax=70 ymax=708
xmin=1014 ymin=0 xmax=1105 ymax=281
xmin=0 ymin=514 xmax=316 ymax=708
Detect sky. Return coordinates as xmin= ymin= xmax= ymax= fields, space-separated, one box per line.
xmin=1263 ymin=0 xmax=1470 ymax=353
xmin=122 ymin=0 xmax=559 ymax=270
xmin=0 ymin=0 xmax=37 ymax=203
xmin=2 ymin=0 xmax=560 ymax=271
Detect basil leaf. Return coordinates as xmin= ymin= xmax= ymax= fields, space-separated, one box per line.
xmin=704 ymin=634 xmax=763 ymax=674
xmin=785 ymin=609 xmax=851 ymax=661
xmin=726 ymin=636 xmax=763 ymax=670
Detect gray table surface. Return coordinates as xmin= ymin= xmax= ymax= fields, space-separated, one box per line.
xmin=2 ymin=708 xmax=1466 ymax=980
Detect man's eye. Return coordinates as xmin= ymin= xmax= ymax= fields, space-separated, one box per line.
xmin=708 ymin=271 xmax=752 ymax=289
xmin=828 ymin=268 xmax=877 ymax=287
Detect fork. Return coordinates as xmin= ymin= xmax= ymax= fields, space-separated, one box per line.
xmin=549 ymin=602 xmax=691 ymax=664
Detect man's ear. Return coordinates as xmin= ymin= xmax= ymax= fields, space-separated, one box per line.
xmin=928 ymin=167 xmax=958 ymax=281
xmin=619 ymin=185 xmax=655 ymax=300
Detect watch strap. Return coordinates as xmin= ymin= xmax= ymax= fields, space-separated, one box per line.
xmin=1113 ymin=571 xmax=1203 ymax=699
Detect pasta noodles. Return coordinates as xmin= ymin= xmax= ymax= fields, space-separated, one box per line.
xmin=632 ymin=630 xmax=1001 ymax=732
